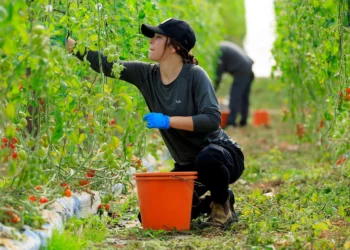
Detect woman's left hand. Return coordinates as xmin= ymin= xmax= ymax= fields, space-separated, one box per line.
xmin=143 ymin=113 xmax=170 ymax=129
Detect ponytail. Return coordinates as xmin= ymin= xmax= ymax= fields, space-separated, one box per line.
xmin=185 ymin=53 xmax=198 ymax=65
xmin=169 ymin=38 xmax=199 ymax=65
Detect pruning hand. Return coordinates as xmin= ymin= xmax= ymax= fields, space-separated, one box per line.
xmin=50 ymin=26 xmax=71 ymax=47
xmin=143 ymin=113 xmax=170 ymax=129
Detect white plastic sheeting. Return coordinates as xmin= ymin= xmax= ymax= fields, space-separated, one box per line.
xmin=0 ymin=191 xmax=101 ymax=250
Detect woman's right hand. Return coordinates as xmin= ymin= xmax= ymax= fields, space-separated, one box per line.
xmin=66 ymin=37 xmax=75 ymax=53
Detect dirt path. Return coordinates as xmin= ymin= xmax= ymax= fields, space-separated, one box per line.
xmin=96 ymin=79 xmax=350 ymax=249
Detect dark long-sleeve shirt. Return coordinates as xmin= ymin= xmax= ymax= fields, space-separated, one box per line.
xmin=76 ymin=50 xmax=238 ymax=164
xmin=215 ymin=41 xmax=254 ymax=89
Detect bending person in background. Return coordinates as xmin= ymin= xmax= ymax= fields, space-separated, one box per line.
xmin=65 ymin=18 xmax=244 ymax=229
xmin=214 ymin=41 xmax=254 ymax=128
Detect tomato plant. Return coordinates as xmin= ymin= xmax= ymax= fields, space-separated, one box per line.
xmin=272 ymin=0 xmax=350 ymax=165
xmin=0 ymin=0 xmax=244 ymax=229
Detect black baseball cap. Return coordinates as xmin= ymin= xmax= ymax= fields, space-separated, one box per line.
xmin=141 ymin=18 xmax=196 ymax=52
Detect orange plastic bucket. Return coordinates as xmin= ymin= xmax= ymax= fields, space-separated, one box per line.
xmin=253 ymin=109 xmax=270 ymax=126
xmin=220 ymin=110 xmax=230 ymax=128
xmin=133 ymin=172 xmax=198 ymax=231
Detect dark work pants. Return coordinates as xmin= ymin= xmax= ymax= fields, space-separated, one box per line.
xmin=228 ymin=72 xmax=255 ymax=126
xmin=172 ymin=143 xmax=244 ymax=206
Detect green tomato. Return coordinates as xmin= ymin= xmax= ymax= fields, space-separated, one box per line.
xmin=103 ymin=48 xmax=110 ymax=56
xmin=5 ymin=125 xmax=16 ymax=138
xmin=103 ymin=196 xmax=109 ymax=203
xmin=109 ymin=160 xmax=118 ymax=169
xmin=20 ymin=118 xmax=27 ymax=127
xmin=112 ymin=54 xmax=118 ymax=61
xmin=38 ymin=147 xmax=46 ymax=158
xmin=107 ymin=55 xmax=114 ymax=63
xmin=109 ymin=45 xmax=116 ymax=53
xmin=33 ymin=25 xmax=45 ymax=35
xmin=107 ymin=154 xmax=115 ymax=164
xmin=103 ymin=151 xmax=109 ymax=160
xmin=101 ymin=143 xmax=108 ymax=152
xmin=41 ymin=134 xmax=47 ymax=142
xmin=18 ymin=150 xmax=27 ymax=160
xmin=18 ymin=111 xmax=26 ymax=118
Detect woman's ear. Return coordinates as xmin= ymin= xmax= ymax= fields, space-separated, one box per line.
xmin=169 ymin=45 xmax=180 ymax=53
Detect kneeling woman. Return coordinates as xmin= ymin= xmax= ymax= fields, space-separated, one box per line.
xmin=66 ymin=18 xmax=245 ymax=229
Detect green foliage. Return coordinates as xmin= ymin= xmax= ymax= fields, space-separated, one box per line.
xmin=213 ymin=0 xmax=246 ymax=46
xmin=0 ymin=0 xmax=246 ymax=228
xmin=65 ymin=215 xmax=108 ymax=243
xmin=272 ymin=0 xmax=350 ymax=166
xmin=48 ymin=230 xmax=86 ymax=250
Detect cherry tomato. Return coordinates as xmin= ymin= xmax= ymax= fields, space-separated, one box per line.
xmin=64 ymin=189 xmax=72 ymax=197
xmin=12 ymin=214 xmax=20 ymax=223
xmin=104 ymin=203 xmax=110 ymax=211
xmin=86 ymin=169 xmax=96 ymax=178
xmin=12 ymin=151 xmax=18 ymax=159
xmin=109 ymin=119 xmax=116 ymax=126
xmin=29 ymin=195 xmax=37 ymax=202
xmin=79 ymin=179 xmax=90 ymax=186
xmin=39 ymin=197 xmax=49 ymax=204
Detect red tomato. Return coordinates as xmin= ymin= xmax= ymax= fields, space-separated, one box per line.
xmin=11 ymin=137 xmax=18 ymax=144
xmin=86 ymin=169 xmax=96 ymax=178
xmin=61 ymin=182 xmax=70 ymax=189
xmin=64 ymin=189 xmax=72 ymax=197
xmin=104 ymin=203 xmax=110 ymax=211
xmin=29 ymin=195 xmax=37 ymax=202
xmin=1 ymin=137 xmax=9 ymax=144
xmin=79 ymin=179 xmax=90 ymax=186
xmin=12 ymin=151 xmax=18 ymax=159
xmin=112 ymin=212 xmax=121 ymax=219
xmin=12 ymin=214 xmax=20 ymax=223
xmin=35 ymin=185 xmax=42 ymax=191
xmin=109 ymin=119 xmax=115 ymax=126
xmin=39 ymin=197 xmax=49 ymax=204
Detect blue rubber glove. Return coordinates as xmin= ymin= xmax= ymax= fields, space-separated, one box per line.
xmin=143 ymin=113 xmax=170 ymax=129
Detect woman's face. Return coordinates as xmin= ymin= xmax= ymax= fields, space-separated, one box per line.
xmin=148 ymin=33 xmax=171 ymax=61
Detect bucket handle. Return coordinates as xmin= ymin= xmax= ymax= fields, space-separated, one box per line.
xmin=170 ymin=175 xmax=206 ymax=203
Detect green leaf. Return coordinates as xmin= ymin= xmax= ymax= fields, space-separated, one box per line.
xmin=118 ymin=93 xmax=133 ymax=111
xmin=339 ymin=206 xmax=345 ymax=217
xmin=52 ymin=110 xmax=64 ymax=143
xmin=59 ymin=15 xmax=68 ymax=24
xmin=324 ymin=111 xmax=333 ymax=121
xmin=291 ymin=224 xmax=300 ymax=232
xmin=89 ymin=34 xmax=98 ymax=42
xmin=78 ymin=133 xmax=87 ymax=144
xmin=312 ymin=222 xmax=328 ymax=230
xmin=111 ymin=136 xmax=119 ymax=148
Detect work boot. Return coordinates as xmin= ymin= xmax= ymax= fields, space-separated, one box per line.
xmin=191 ymin=189 xmax=237 ymax=220
xmin=200 ymin=198 xmax=235 ymax=229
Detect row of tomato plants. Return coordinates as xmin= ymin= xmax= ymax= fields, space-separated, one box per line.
xmin=272 ymin=0 xmax=350 ymax=168
xmin=0 ymin=0 xmax=244 ymax=228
